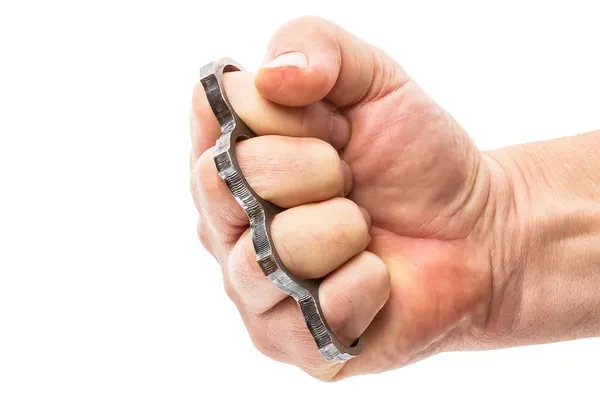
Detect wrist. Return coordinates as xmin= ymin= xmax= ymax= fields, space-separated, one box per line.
xmin=481 ymin=136 xmax=600 ymax=346
xmin=479 ymin=146 xmax=535 ymax=343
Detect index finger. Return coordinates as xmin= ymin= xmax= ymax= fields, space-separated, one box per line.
xmin=189 ymin=70 xmax=351 ymax=168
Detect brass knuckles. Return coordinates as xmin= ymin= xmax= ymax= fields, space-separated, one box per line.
xmin=199 ymin=58 xmax=362 ymax=362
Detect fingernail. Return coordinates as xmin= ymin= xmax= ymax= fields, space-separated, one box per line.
xmin=358 ymin=206 xmax=372 ymax=230
xmin=341 ymin=160 xmax=353 ymax=196
xmin=329 ymin=113 xmax=351 ymax=150
xmin=262 ymin=51 xmax=308 ymax=70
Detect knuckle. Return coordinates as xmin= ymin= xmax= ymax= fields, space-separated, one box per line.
xmin=326 ymin=159 xmax=344 ymax=192
xmin=193 ymin=147 xmax=222 ymax=202
xmin=196 ymin=217 xmax=213 ymax=254
xmin=336 ymin=199 xmax=370 ymax=248
xmin=189 ymin=174 xmax=203 ymax=213
xmin=331 ymin=197 xmax=362 ymax=222
xmin=316 ymin=139 xmax=340 ymax=165
xmin=306 ymin=139 xmax=343 ymax=193
xmin=246 ymin=316 xmax=282 ymax=360
xmin=296 ymin=103 xmax=334 ymax=141
xmin=324 ymin=292 xmax=353 ymax=337
xmin=328 ymin=198 xmax=366 ymax=239
xmin=213 ymin=205 xmax=245 ymax=239
xmin=222 ymin=235 xmax=265 ymax=307
xmin=240 ymin=237 xmax=264 ymax=278
xmin=222 ymin=249 xmax=242 ymax=303
xmin=251 ymin=334 xmax=280 ymax=359
xmin=222 ymin=277 xmax=236 ymax=302
xmin=192 ymin=149 xmax=247 ymax=246
xmin=362 ymin=251 xmax=391 ymax=293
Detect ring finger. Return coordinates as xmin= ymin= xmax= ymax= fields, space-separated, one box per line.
xmin=225 ymin=197 xmax=371 ymax=315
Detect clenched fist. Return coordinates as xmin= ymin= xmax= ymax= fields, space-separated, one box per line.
xmin=189 ymin=17 xmax=600 ymax=381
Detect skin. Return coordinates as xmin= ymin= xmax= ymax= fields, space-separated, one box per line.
xmin=189 ymin=17 xmax=600 ymax=381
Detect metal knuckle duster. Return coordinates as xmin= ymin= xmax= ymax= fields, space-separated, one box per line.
xmin=198 ymin=58 xmax=362 ymax=362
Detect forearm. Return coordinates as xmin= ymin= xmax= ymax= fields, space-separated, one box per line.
xmin=484 ymin=130 xmax=600 ymax=346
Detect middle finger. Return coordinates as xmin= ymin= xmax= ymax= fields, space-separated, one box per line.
xmin=191 ymin=135 xmax=352 ymax=247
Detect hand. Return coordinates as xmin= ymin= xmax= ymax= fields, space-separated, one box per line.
xmin=190 ymin=16 xmax=501 ymax=380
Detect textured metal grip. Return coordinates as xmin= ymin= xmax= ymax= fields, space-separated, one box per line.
xmin=199 ymin=58 xmax=362 ymax=362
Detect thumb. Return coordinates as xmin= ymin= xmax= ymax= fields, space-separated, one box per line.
xmin=255 ymin=16 xmax=411 ymax=108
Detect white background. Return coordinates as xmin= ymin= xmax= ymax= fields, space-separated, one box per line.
xmin=1 ymin=1 xmax=599 ymax=399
